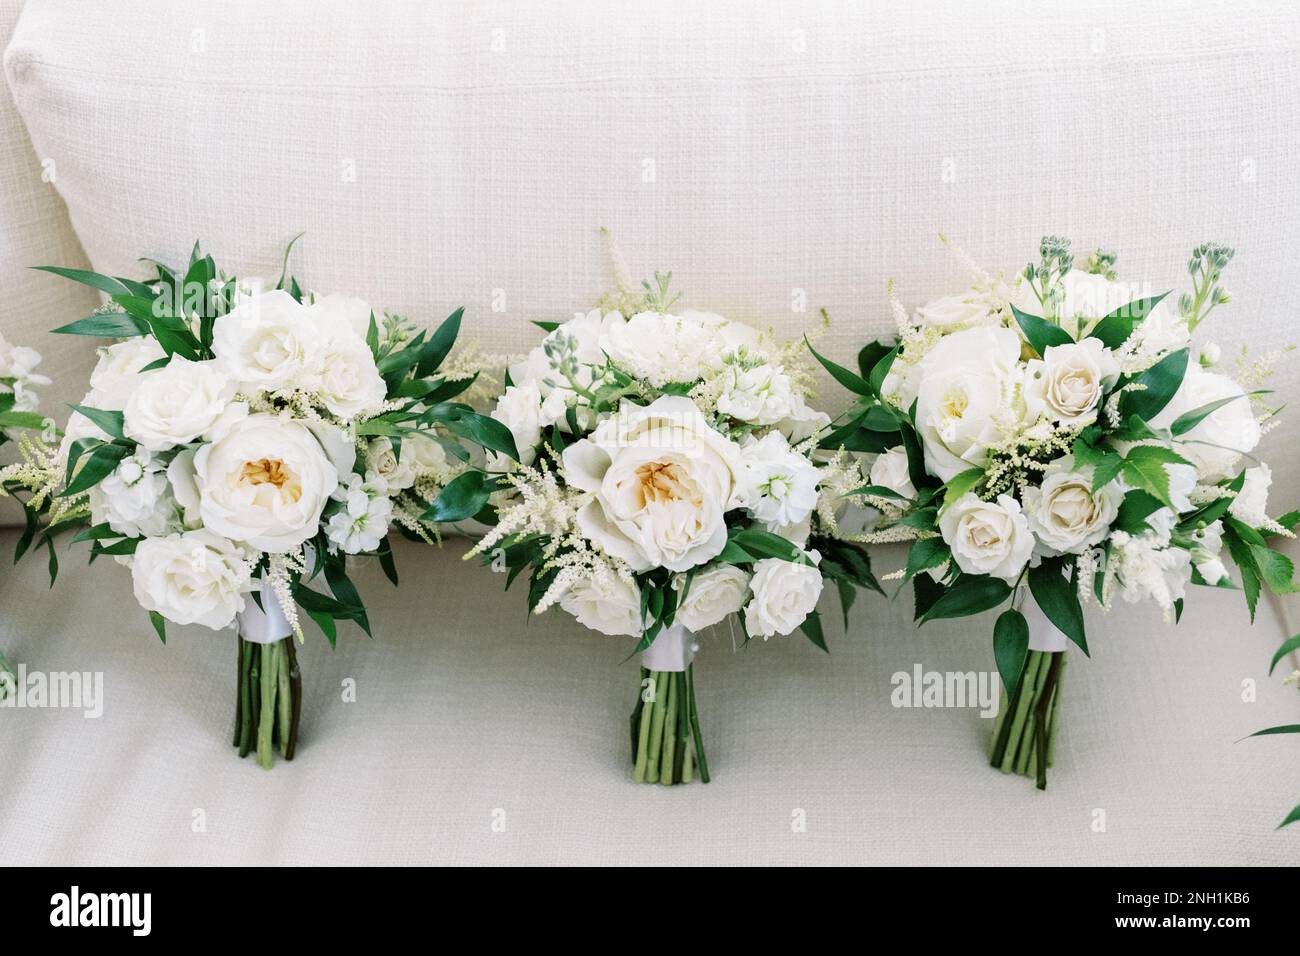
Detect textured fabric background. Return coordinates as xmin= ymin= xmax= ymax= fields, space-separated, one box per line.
xmin=2 ymin=534 xmax=1298 ymax=866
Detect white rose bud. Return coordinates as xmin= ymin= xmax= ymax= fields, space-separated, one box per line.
xmin=1022 ymin=462 xmax=1122 ymax=555
xmin=1023 ymin=338 xmax=1119 ymax=427
xmin=559 ymin=571 xmax=644 ymax=637
xmin=869 ymin=447 xmax=916 ymax=500
xmin=938 ymin=493 xmax=1034 ymax=582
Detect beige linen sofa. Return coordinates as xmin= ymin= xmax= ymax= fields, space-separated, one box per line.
xmin=1 ymin=0 xmax=1297 ymax=864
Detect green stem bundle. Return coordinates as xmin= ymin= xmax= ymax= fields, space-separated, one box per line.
xmin=630 ymin=665 xmax=709 ymax=785
xmin=989 ymin=650 xmax=1066 ymax=790
xmin=234 ymin=635 xmax=302 ymax=769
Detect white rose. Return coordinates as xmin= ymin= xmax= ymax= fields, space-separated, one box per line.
xmin=743 ymin=554 xmax=824 ymax=638
xmin=939 ymin=493 xmax=1034 ymax=582
xmin=88 ymin=337 xmax=166 ymax=405
xmin=559 ymin=570 xmax=644 ymax=637
xmin=123 ymin=356 xmax=236 ymax=452
xmin=508 ymin=309 xmax=622 ymax=399
xmin=58 ymin=389 xmax=118 ymax=467
xmin=1023 ymin=338 xmax=1119 ymax=426
xmin=193 ymin=413 xmax=339 ymax=552
xmin=1229 ymin=463 xmax=1272 ymax=527
xmin=1022 ymin=461 xmax=1122 ymax=555
xmin=913 ymin=293 xmax=994 ymax=331
xmin=775 ymin=394 xmax=831 ymax=445
xmin=325 ymin=473 xmax=393 ymax=553
xmin=673 ymin=564 xmax=750 ymax=631
xmin=317 ymin=335 xmax=386 ymax=419
xmin=1010 ymin=270 xmax=1184 ymax=342
xmin=131 ymin=529 xmax=253 ymax=629
xmin=364 ymin=437 xmax=417 ymax=491
xmin=90 ymin=451 xmax=177 ymax=538
xmin=1149 ymin=365 xmax=1259 ymax=480
xmin=1142 ymin=462 xmax=1197 ymax=542
xmin=306 ymin=293 xmax=373 ymax=340
xmin=562 ymin=395 xmax=746 ymax=572
xmin=213 ymin=289 xmax=322 ymax=393
xmin=738 ymin=430 xmax=820 ymax=530
xmin=490 ymin=380 xmax=547 ymax=467
xmin=403 ymin=430 xmax=448 ymax=474
xmin=869 ymin=447 xmax=916 ymax=500
xmin=913 ymin=326 xmax=1024 ymax=481
xmin=716 ymin=361 xmax=799 ymax=425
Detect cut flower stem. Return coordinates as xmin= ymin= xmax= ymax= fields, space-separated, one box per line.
xmin=989 ymin=650 xmax=1066 ymax=790
xmin=631 ymin=665 xmax=709 ymax=785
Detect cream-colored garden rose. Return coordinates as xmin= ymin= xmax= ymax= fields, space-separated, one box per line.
xmin=672 ymin=564 xmax=749 ymax=630
xmin=939 ymin=493 xmax=1034 ymax=581
xmin=123 ymin=356 xmax=236 ymax=452
xmin=743 ymin=554 xmax=824 ymax=638
xmin=1022 ymin=461 xmax=1122 ymax=555
xmin=192 ymin=413 xmax=339 ymax=552
xmin=558 ymin=570 xmax=644 ymax=636
xmin=89 ymin=337 xmax=166 ymax=406
xmin=316 ymin=335 xmax=386 ymax=419
xmin=1024 ymin=339 xmax=1119 ymax=426
xmin=913 ymin=326 xmax=1024 ymax=481
xmin=1149 ymin=365 xmax=1260 ymax=480
xmin=561 ymin=395 xmax=746 ymax=572
xmin=213 ymin=289 xmax=322 ymax=393
xmin=869 ymin=447 xmax=917 ymax=500
xmin=131 ymin=528 xmax=254 ymax=630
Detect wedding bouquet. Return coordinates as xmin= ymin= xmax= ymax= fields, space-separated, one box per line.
xmin=0 ymin=241 xmax=514 ymax=767
xmin=453 ymin=258 xmax=881 ymax=784
xmin=818 ymin=237 xmax=1297 ymax=788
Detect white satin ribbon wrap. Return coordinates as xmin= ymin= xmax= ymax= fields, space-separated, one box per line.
xmin=236 ymin=577 xmax=292 ymax=645
xmin=1019 ymin=588 xmax=1070 ymax=653
xmin=639 ymin=624 xmax=698 ymax=672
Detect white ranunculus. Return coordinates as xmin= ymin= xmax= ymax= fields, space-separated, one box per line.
xmin=490 ymin=380 xmax=547 ymax=467
xmin=123 ymin=355 xmax=236 ymax=452
xmin=673 ymin=564 xmax=750 ymax=630
xmin=213 ymin=289 xmax=322 ymax=393
xmin=90 ymin=451 xmax=177 ymax=538
xmin=1023 ymin=338 xmax=1119 ymax=426
xmin=131 ymin=529 xmax=254 ymax=630
xmin=738 ymin=431 xmax=820 ymax=530
xmin=562 ymin=395 xmax=746 ymax=572
xmin=559 ymin=570 xmax=644 ymax=637
xmin=325 ymin=473 xmax=393 ymax=553
xmin=193 ymin=413 xmax=339 ymax=552
xmin=1022 ymin=461 xmax=1122 ymax=555
xmin=603 ymin=311 xmax=726 ymax=387
xmin=913 ymin=293 xmax=995 ymax=331
xmin=88 ymin=337 xmax=166 ymax=406
xmin=743 ymin=554 xmax=824 ymax=638
xmin=912 ymin=326 xmax=1024 ymax=481
xmin=869 ymin=447 xmax=917 ymax=500
xmin=365 ymin=437 xmax=417 ymax=491
xmin=1229 ymin=463 xmax=1272 ymax=527
xmin=939 ymin=493 xmax=1034 ymax=582
xmin=316 ymin=335 xmax=386 ymax=419
xmin=1149 ymin=365 xmax=1259 ymax=481
xmin=716 ymin=361 xmax=800 ymax=425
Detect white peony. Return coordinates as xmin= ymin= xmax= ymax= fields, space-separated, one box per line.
xmin=869 ymin=447 xmax=917 ymax=500
xmin=743 ymin=554 xmax=824 ymax=638
xmin=1023 ymin=338 xmax=1119 ymax=426
xmin=192 ymin=413 xmax=339 ymax=552
xmin=325 ymin=473 xmax=393 ymax=553
xmin=88 ymin=337 xmax=166 ymax=406
xmin=939 ymin=493 xmax=1035 ymax=582
xmin=1149 ymin=365 xmax=1260 ymax=481
xmin=131 ymin=528 xmax=254 ymax=629
xmin=737 ymin=430 xmax=820 ymax=531
xmin=316 ymin=335 xmax=386 ymax=419
xmin=602 ymin=311 xmax=727 ymax=387
xmin=213 ymin=289 xmax=322 ymax=393
xmin=912 ymin=326 xmax=1025 ymax=481
xmin=672 ymin=564 xmax=750 ymax=631
xmin=1228 ymin=463 xmax=1272 ymax=527
xmin=559 ymin=570 xmax=644 ymax=637
xmin=1022 ymin=461 xmax=1122 ymax=555
xmin=123 ymin=355 xmax=236 ymax=452
xmin=716 ymin=360 xmax=801 ymax=425
xmin=90 ymin=451 xmax=177 ymax=538
xmin=561 ymin=395 xmax=746 ymax=572
xmin=364 ymin=437 xmax=417 ymax=492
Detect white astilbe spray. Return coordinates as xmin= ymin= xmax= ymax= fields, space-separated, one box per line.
xmin=267 ymin=548 xmax=307 ymax=643
xmin=465 ymin=454 xmax=580 ymax=561
xmin=0 ymin=433 xmax=88 ymax=526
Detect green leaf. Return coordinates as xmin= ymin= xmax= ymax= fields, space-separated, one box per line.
xmin=1071 ymin=437 xmax=1123 ymax=490
xmin=415 ymin=307 xmax=464 ymax=377
xmin=61 ymin=442 xmax=130 ymax=497
xmin=1277 ymin=804 xmax=1300 ymax=830
xmin=1027 ymin=558 xmax=1088 ymax=655
xmin=1011 ymin=303 xmax=1073 ymax=356
xmin=800 ymin=610 xmax=829 ymax=653
xmin=1170 ymin=393 xmax=1247 ymax=437
xmin=365 ymin=313 xmax=380 ymax=359
xmin=727 ymin=527 xmax=804 ymax=563
xmin=68 ymin=404 xmax=125 ymax=441
xmin=376 ymin=536 xmax=399 ymax=587
xmin=903 ymin=537 xmax=951 ymax=583
xmin=51 ymin=311 xmax=150 ymax=338
xmin=1122 ymin=348 xmax=1188 ymax=422
xmin=993 ymin=609 xmax=1030 ymax=694
xmin=1113 ymin=490 xmax=1164 ymax=534
xmin=324 ymin=560 xmax=371 ymax=637
xmin=939 ymin=467 xmax=985 ymax=514
xmin=1248 ymin=545 xmax=1299 ymax=595
xmin=33 ymin=265 xmax=140 ymax=297
xmin=1121 ymin=444 xmax=1192 ymax=512
xmin=1269 ymin=634 xmax=1300 ymax=675
xmin=0 ymin=411 xmax=48 ymax=431
xmin=305 ymin=608 xmax=338 ymax=648
xmin=805 ymin=336 xmax=871 ymax=396
xmin=1245 ymin=724 xmax=1300 ymax=738
xmin=856 ymin=340 xmax=893 ymax=381
xmin=1086 ymin=292 xmax=1169 ymax=349
xmin=275 ymin=232 xmax=305 ymax=291
xmin=913 ymin=573 xmax=944 ymax=621
xmin=834 ymin=579 xmax=857 ymax=630
xmin=919 ymin=575 xmax=1011 ymax=624
xmin=422 ymin=470 xmax=497 ymax=523
xmin=843 ymin=483 xmax=910 ymax=502
xmin=866 ymin=345 xmax=899 ymax=397
xmin=441 ymin=411 xmax=519 ymax=462
xmin=148 ymin=610 xmax=167 ymax=644
xmin=1223 ymin=524 xmax=1261 ymax=622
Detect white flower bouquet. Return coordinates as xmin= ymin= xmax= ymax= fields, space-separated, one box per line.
xmin=1 ymin=241 xmax=514 ymax=767
xmin=454 ymin=259 xmax=881 ymax=784
xmin=818 ymin=237 xmax=1297 ymax=788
